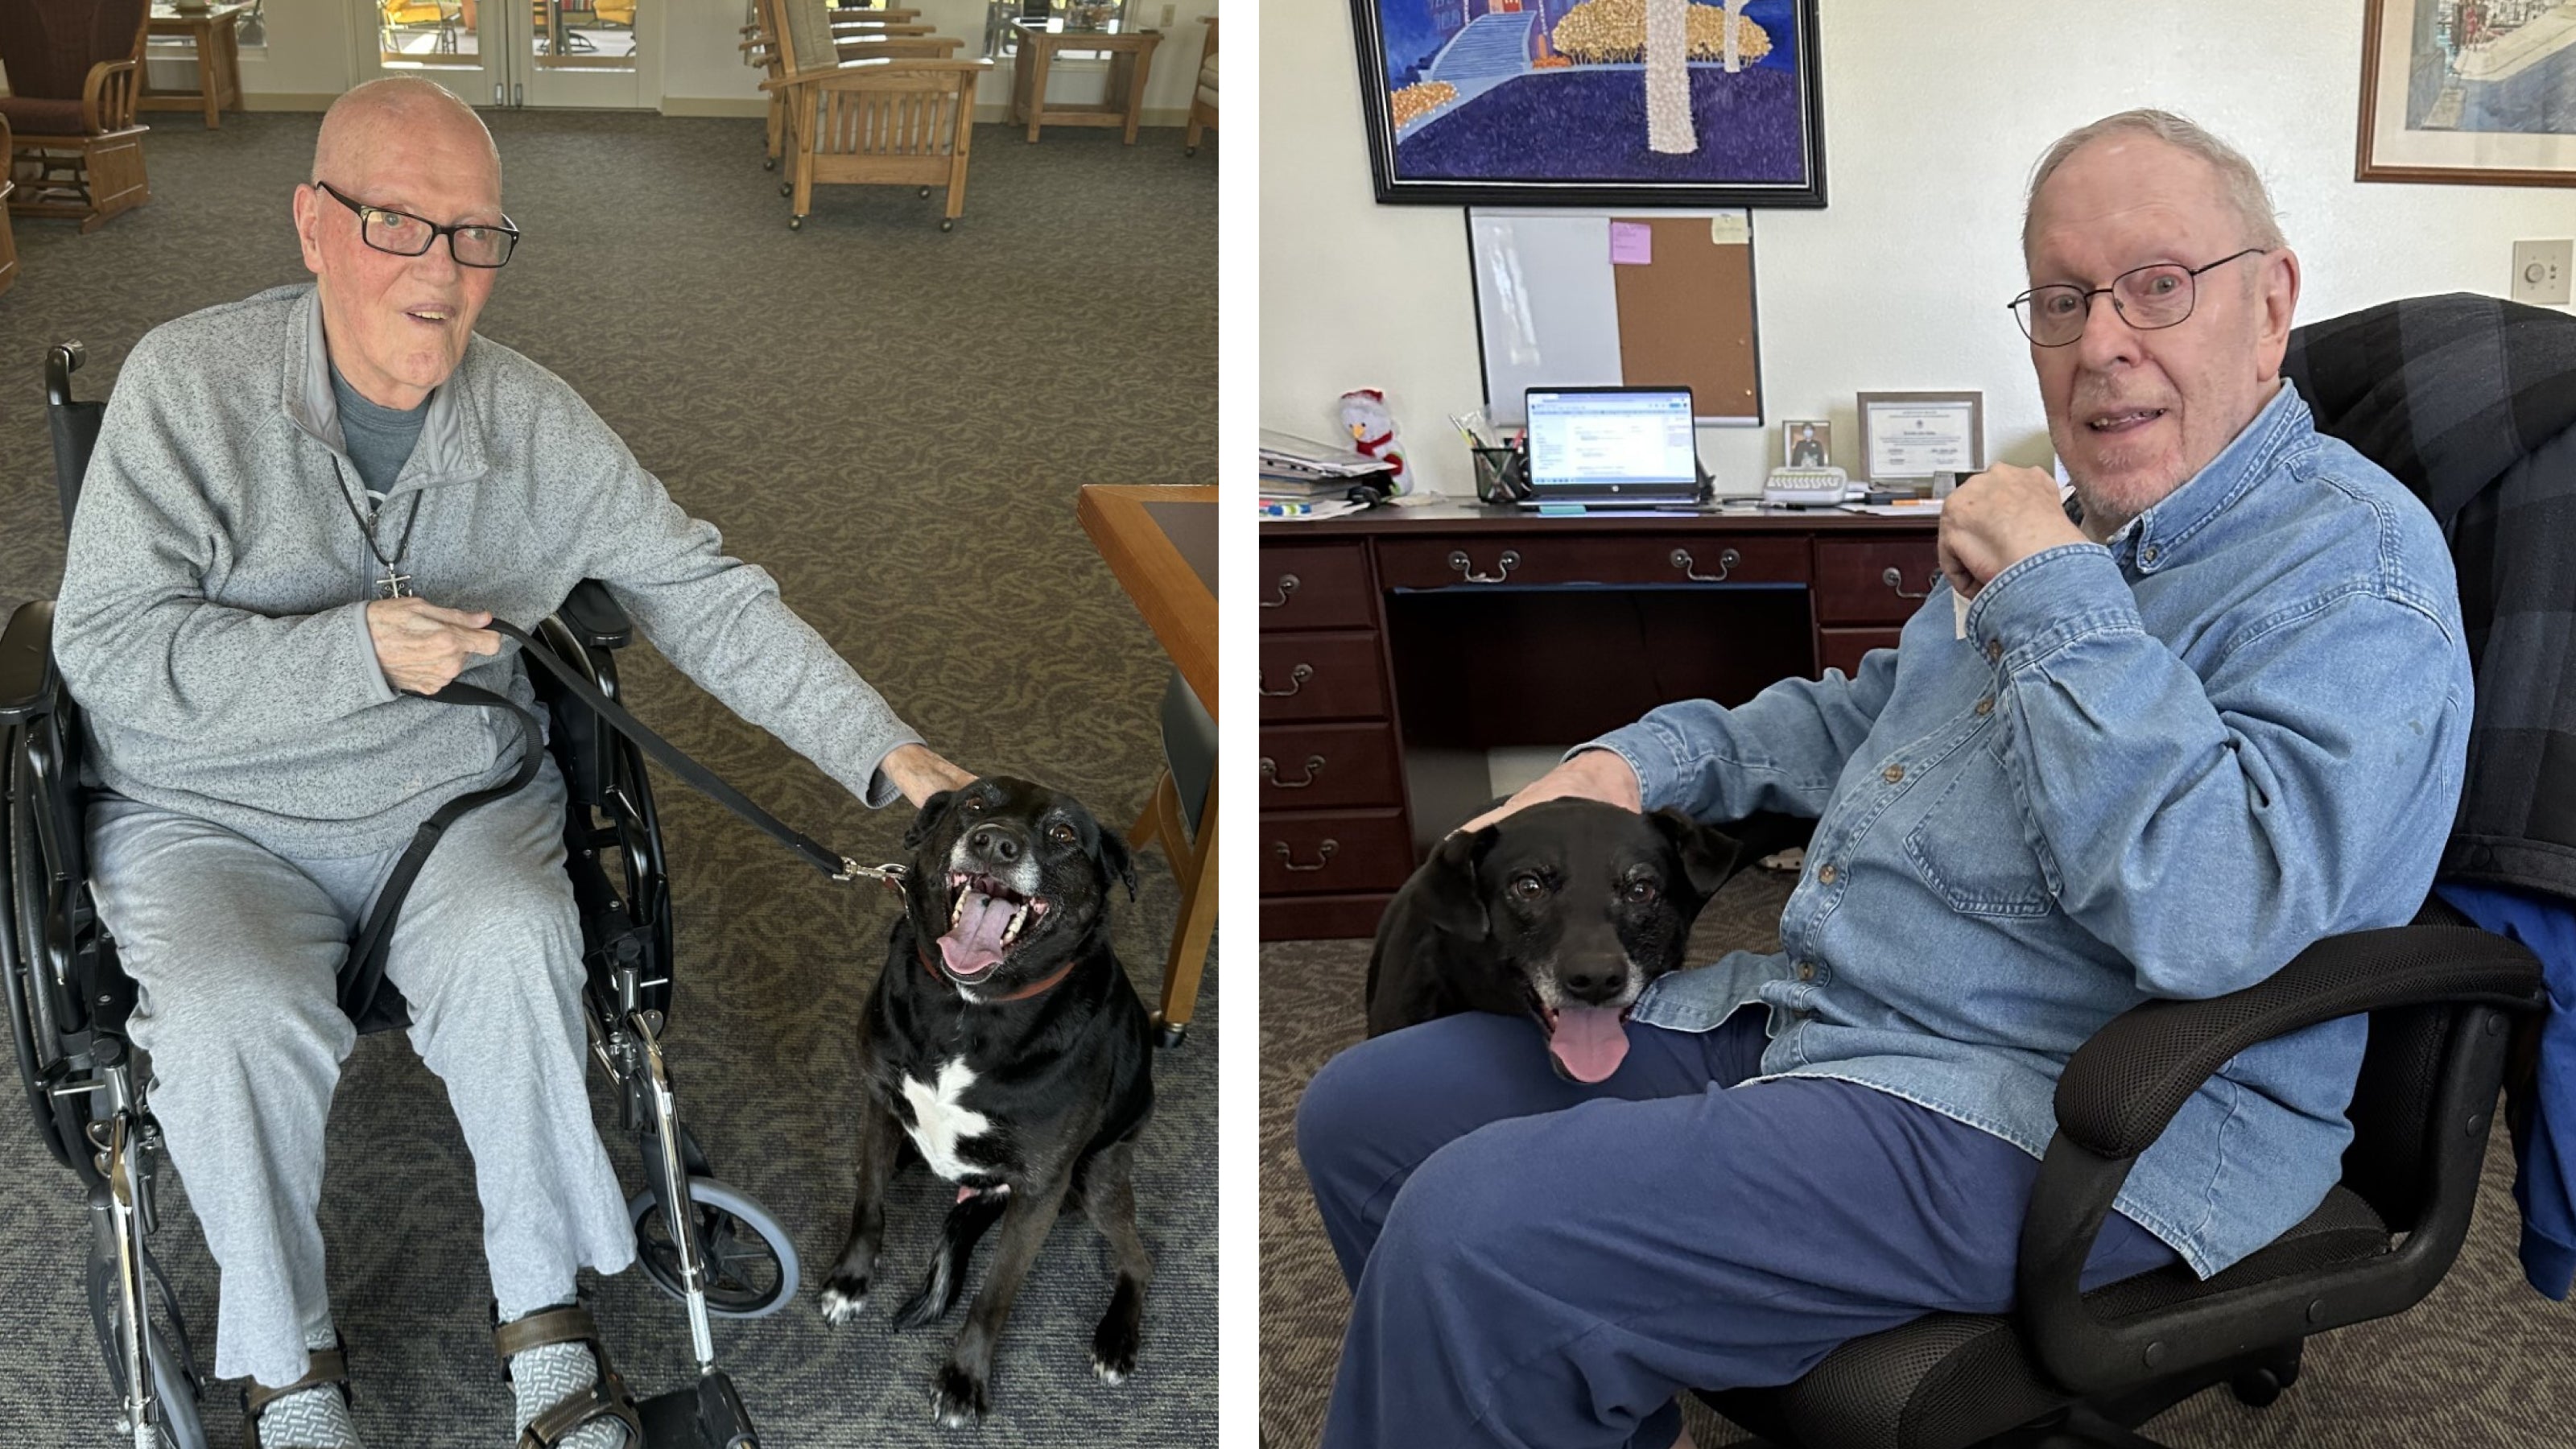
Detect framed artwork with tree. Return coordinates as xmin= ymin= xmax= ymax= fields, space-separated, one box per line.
xmin=1348 ymin=0 xmax=1826 ymax=207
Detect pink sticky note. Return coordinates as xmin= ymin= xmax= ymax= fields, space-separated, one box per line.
xmin=1609 ymin=221 xmax=1652 ymax=266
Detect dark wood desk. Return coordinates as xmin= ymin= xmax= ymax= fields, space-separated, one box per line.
xmin=1259 ymin=501 xmax=1942 ymax=940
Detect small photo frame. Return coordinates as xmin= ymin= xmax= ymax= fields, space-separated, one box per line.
xmin=1781 ymin=419 xmax=1833 ymax=469
xmin=1856 ymin=391 xmax=1984 ymax=485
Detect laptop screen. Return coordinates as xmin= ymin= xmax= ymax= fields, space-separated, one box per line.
xmin=1525 ymin=389 xmax=1699 ymax=498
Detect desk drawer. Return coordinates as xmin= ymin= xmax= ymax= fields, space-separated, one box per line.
xmin=1258 ymin=543 xmax=1376 ymax=631
xmin=1820 ymin=626 xmax=1905 ymax=679
xmin=1816 ymin=539 xmax=1943 ymax=625
xmin=1376 ymin=534 xmax=1807 ymax=592
xmin=1262 ymin=807 xmax=1414 ymax=895
xmin=1259 ymin=633 xmax=1387 ymax=721
xmin=1259 ymin=723 xmax=1403 ymax=809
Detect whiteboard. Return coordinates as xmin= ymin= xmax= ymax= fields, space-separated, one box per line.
xmin=1467 ymin=208 xmax=1761 ymax=428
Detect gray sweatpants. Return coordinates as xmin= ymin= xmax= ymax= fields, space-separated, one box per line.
xmin=87 ymin=757 xmax=637 ymax=1388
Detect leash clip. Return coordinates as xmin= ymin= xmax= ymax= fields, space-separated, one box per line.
xmin=835 ymin=858 xmax=910 ymax=893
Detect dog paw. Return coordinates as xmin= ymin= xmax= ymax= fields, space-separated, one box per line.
xmin=1091 ymin=1321 xmax=1139 ymax=1385
xmin=931 ymin=1363 xmax=989 ymax=1427
xmin=818 ymin=1274 xmax=869 ymax=1326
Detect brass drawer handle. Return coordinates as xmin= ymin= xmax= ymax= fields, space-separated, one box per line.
xmin=1258 ymin=663 xmax=1314 ymax=698
xmin=1882 ymin=565 xmax=1932 ymax=601
xmin=1447 ymin=548 xmax=1521 ymax=584
xmin=1671 ymin=547 xmax=1740 ymax=582
xmin=1261 ymin=754 xmax=1327 ymax=789
xmin=1275 ymin=839 xmax=1340 ymax=872
xmin=1262 ymin=572 xmax=1300 ymax=609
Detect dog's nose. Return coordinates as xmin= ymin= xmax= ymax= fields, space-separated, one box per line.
xmin=1560 ymin=968 xmax=1626 ymax=1005
xmin=968 ymin=824 xmax=1021 ymax=863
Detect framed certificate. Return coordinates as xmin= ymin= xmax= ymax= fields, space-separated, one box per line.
xmin=1856 ymin=391 xmax=1983 ymax=485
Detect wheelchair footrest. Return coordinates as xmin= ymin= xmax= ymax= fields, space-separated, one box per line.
xmin=636 ymin=1371 xmax=758 ymax=1449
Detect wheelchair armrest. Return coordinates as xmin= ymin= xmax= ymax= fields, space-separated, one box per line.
xmin=2016 ymin=922 xmax=2545 ymax=1396
xmin=0 ymin=601 xmax=60 ymax=723
xmin=557 ymin=579 xmax=632 ymax=650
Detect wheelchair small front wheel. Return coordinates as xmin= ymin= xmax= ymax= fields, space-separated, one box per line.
xmin=629 ymin=1176 xmax=800 ymax=1319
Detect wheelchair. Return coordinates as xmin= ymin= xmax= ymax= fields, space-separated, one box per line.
xmin=3 ymin=342 xmax=795 ymax=1449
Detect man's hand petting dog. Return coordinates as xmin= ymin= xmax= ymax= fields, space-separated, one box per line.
xmin=1459 ymin=748 xmax=1644 ymax=834
xmin=881 ymin=742 xmax=976 ymax=808
xmin=816 ymin=777 xmax=1155 ymax=1428
xmin=365 ymin=597 xmax=500 ymax=695
xmin=1935 ymin=463 xmax=2087 ymax=601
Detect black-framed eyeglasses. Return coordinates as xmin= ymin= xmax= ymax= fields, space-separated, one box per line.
xmin=316 ymin=180 xmax=520 ymax=268
xmin=2006 ymin=247 xmax=2268 ymax=347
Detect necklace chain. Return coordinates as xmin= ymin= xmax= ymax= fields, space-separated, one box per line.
xmin=328 ymin=456 xmax=423 ymax=599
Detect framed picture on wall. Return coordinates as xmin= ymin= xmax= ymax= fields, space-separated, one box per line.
xmin=1348 ymin=0 xmax=1827 ymax=208
xmin=2359 ymin=0 xmax=2576 ymax=187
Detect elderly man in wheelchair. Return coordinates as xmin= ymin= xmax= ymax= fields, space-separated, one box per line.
xmin=1 ymin=73 xmax=969 ymax=1449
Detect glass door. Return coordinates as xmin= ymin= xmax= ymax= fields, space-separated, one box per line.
xmin=361 ymin=0 xmax=643 ymax=108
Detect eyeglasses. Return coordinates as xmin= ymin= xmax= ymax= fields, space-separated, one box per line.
xmin=316 ymin=180 xmax=520 ymax=268
xmin=2006 ymin=248 xmax=2268 ymax=347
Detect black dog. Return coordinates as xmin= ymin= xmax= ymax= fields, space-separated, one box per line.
xmin=819 ymin=776 xmax=1154 ymax=1426
xmin=1364 ymin=799 xmax=1742 ymax=1082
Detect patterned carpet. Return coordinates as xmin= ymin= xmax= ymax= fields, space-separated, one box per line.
xmin=1261 ymin=870 xmax=2576 ymax=1449
xmin=0 ymin=109 xmax=1215 ymax=1446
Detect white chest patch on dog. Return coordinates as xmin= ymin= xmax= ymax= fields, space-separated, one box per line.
xmin=901 ymin=1058 xmax=990 ymax=1181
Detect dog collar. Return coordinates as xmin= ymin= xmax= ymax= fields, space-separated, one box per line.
xmin=919 ymin=943 xmax=1079 ymax=1002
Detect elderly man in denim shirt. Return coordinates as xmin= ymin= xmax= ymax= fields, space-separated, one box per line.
xmin=1298 ymin=109 xmax=2475 ymax=1449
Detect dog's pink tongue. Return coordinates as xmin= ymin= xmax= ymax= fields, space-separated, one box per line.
xmin=1549 ymin=1005 xmax=1630 ymax=1083
xmin=938 ymin=892 xmax=1014 ymax=977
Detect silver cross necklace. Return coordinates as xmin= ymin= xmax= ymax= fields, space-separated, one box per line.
xmin=328 ymin=456 xmax=424 ymax=600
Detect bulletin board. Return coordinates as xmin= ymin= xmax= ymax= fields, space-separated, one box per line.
xmin=1467 ymin=208 xmax=1762 ymax=427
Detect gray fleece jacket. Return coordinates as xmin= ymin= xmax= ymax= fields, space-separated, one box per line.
xmin=53 ymin=283 xmax=922 ymax=858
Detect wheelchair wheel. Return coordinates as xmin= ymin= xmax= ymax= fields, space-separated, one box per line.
xmin=629 ymin=1176 xmax=799 ymax=1318
xmin=86 ymin=1257 xmax=208 ymax=1449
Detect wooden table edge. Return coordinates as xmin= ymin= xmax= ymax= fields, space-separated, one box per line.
xmin=1077 ymin=484 xmax=1217 ymax=722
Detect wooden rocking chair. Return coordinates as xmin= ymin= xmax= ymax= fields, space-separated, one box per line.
xmin=0 ymin=0 xmax=151 ymax=233
xmin=758 ymin=0 xmax=987 ymax=229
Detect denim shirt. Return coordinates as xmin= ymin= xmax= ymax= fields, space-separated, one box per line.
xmin=1584 ymin=385 xmax=2471 ymax=1278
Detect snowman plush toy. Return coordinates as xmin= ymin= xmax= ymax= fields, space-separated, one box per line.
xmin=1338 ymin=387 xmax=1407 ymax=496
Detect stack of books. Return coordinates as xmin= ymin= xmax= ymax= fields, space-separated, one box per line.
xmin=1260 ymin=429 xmax=1396 ymax=504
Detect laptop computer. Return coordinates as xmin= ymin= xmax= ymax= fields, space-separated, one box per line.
xmin=1520 ymin=386 xmax=1703 ymax=509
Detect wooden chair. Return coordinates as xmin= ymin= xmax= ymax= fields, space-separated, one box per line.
xmin=743 ymin=0 xmax=952 ymax=172
xmin=0 ymin=0 xmax=151 ymax=233
xmin=379 ymin=0 xmax=455 ymax=54
xmin=0 ymin=118 xmax=18 ymax=296
xmin=1185 ymin=13 xmax=1216 ymax=155
xmin=1127 ymin=671 xmax=1218 ymax=1046
xmin=758 ymin=0 xmax=985 ymax=229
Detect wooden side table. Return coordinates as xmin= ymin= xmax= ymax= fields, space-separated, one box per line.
xmin=143 ymin=3 xmax=250 ymax=130
xmin=1008 ymin=19 xmax=1161 ymax=144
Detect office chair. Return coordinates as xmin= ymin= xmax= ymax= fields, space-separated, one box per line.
xmin=1698 ymin=303 xmax=2562 ymax=1449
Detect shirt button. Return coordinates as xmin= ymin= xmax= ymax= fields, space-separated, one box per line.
xmin=1882 ymin=763 xmax=1904 ymax=784
xmin=2141 ymin=545 xmax=2160 ymax=566
xmin=1797 ymin=960 xmax=1816 ymax=981
xmin=1816 ymin=863 xmax=1837 ymax=886
xmin=1975 ymin=696 xmax=1994 ymax=716
xmin=1987 ymin=639 xmax=2004 ymax=662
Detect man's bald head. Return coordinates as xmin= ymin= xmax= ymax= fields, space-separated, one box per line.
xmin=313 ymin=77 xmax=500 ymax=197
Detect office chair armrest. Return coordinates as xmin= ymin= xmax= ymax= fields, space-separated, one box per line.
xmin=556 ymin=580 xmax=632 ymax=651
xmin=0 ymin=601 xmax=60 ymax=724
xmin=2015 ymin=922 xmax=2543 ymax=1396
xmin=2056 ymin=924 xmax=2542 ymax=1159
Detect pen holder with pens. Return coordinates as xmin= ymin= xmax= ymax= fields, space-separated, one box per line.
xmin=1472 ymin=444 xmax=1533 ymax=504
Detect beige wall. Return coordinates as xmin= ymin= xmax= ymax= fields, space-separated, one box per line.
xmin=1262 ymin=0 xmax=2576 ymax=502
xmin=196 ymin=0 xmax=1215 ymax=118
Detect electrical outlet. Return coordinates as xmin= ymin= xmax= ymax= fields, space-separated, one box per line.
xmin=1159 ymin=3 xmax=1174 ymax=26
xmin=2512 ymin=238 xmax=2573 ymax=307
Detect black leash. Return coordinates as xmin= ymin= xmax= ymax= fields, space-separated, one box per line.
xmin=336 ymin=617 xmax=905 ymax=1027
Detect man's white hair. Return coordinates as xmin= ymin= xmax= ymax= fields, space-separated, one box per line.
xmin=2022 ymin=109 xmax=2285 ymax=256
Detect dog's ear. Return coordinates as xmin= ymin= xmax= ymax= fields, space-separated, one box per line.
xmin=900 ymin=791 xmax=956 ymax=852
xmin=1414 ymin=826 xmax=1498 ymax=941
xmin=1095 ymin=826 xmax=1138 ymax=901
xmin=1649 ymin=808 xmax=1742 ymax=900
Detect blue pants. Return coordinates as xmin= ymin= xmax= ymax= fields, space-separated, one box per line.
xmin=1296 ymin=1009 xmax=2182 ymax=1449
